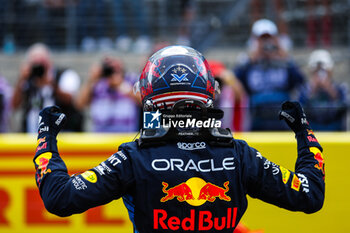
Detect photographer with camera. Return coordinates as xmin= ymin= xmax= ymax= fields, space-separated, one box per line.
xmin=77 ymin=56 xmax=140 ymax=132
xmin=12 ymin=43 xmax=82 ymax=132
xmin=298 ymin=49 xmax=348 ymax=131
xmin=207 ymin=60 xmax=246 ymax=131
xmin=234 ymin=19 xmax=305 ymax=131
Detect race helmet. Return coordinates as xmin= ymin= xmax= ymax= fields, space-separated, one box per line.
xmin=134 ymin=46 xmax=219 ymax=111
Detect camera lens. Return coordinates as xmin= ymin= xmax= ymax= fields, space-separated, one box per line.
xmin=30 ymin=64 xmax=46 ymax=78
xmin=263 ymin=42 xmax=277 ymax=52
xmin=102 ymin=63 xmax=114 ymax=77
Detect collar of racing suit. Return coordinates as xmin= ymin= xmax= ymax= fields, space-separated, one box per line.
xmin=137 ymin=127 xmax=234 ymax=148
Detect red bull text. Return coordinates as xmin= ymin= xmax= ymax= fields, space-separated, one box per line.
xmin=153 ymin=207 xmax=237 ymax=231
xmin=35 ymin=142 xmax=47 ymax=153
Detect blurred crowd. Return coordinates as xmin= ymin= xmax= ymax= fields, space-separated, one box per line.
xmin=1 ymin=43 xmax=142 ymax=133
xmin=1 ymin=0 xmax=349 ymax=53
xmin=233 ymin=19 xmax=347 ymax=131
xmin=0 ymin=0 xmax=196 ymax=53
xmin=0 ymin=17 xmax=348 ymax=133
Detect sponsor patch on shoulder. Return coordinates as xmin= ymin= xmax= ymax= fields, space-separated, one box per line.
xmin=280 ymin=166 xmax=290 ymax=184
xmin=291 ymin=174 xmax=301 ymax=191
xmin=81 ymin=170 xmax=97 ymax=183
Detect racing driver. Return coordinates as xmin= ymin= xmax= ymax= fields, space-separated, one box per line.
xmin=34 ymin=46 xmax=325 ymax=233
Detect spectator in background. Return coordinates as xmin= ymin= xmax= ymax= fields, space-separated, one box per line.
xmin=42 ymin=0 xmax=70 ymax=48
xmin=299 ymin=49 xmax=348 ymax=131
xmin=0 ymin=0 xmax=16 ymax=54
xmin=0 ymin=76 xmax=12 ymax=132
xmin=176 ymin=0 xmax=196 ymax=46
xmin=77 ymin=56 xmax=140 ymax=132
xmin=77 ymin=0 xmax=113 ymax=52
xmin=113 ymin=0 xmax=152 ymax=53
xmin=234 ymin=19 xmax=305 ymax=131
xmin=12 ymin=43 xmax=82 ymax=132
xmin=250 ymin=0 xmax=292 ymax=52
xmin=208 ymin=60 xmax=247 ymax=131
xmin=306 ymin=0 xmax=332 ymax=47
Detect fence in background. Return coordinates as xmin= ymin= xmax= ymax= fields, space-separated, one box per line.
xmin=0 ymin=0 xmax=350 ymax=52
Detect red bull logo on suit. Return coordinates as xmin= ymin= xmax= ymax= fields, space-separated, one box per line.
xmin=310 ymin=147 xmax=325 ymax=178
xmin=161 ymin=182 xmax=194 ymax=202
xmin=157 ymin=177 xmax=235 ymax=231
xmin=160 ymin=177 xmax=231 ymax=206
xmin=198 ymin=181 xmax=231 ymax=202
xmin=34 ymin=152 xmax=52 ymax=186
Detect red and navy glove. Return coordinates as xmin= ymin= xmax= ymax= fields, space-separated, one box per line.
xmin=35 ymin=106 xmax=66 ymax=157
xmin=279 ymin=101 xmax=321 ymax=150
xmin=279 ymin=101 xmax=310 ymax=133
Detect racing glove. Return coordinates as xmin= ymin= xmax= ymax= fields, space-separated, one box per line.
xmin=279 ymin=101 xmax=310 ymax=133
xmin=35 ymin=106 xmax=66 ymax=157
xmin=279 ymin=101 xmax=322 ymax=150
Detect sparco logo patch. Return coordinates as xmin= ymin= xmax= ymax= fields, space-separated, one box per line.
xmin=55 ymin=113 xmax=65 ymax=126
xmin=177 ymin=142 xmax=206 ymax=150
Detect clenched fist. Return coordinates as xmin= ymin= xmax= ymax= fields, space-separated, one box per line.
xmin=38 ymin=106 xmax=66 ymax=139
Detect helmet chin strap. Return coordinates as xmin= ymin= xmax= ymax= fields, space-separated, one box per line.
xmin=171 ymin=99 xmax=208 ymax=116
xmin=143 ymin=98 xmax=213 ymax=112
xmin=138 ymin=99 xmax=233 ymax=147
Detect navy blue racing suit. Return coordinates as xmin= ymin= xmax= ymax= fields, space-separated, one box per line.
xmin=33 ymin=130 xmax=325 ymax=233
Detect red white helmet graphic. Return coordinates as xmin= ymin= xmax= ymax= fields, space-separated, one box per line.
xmin=134 ymin=46 xmax=219 ymax=111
